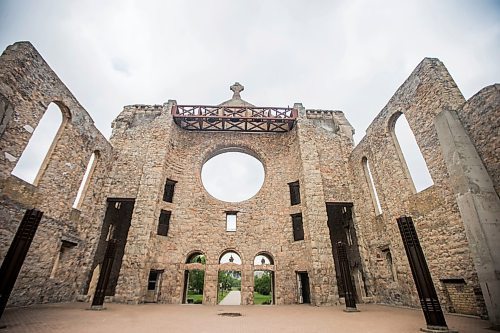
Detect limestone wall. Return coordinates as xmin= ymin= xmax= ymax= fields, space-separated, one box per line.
xmin=348 ymin=58 xmax=486 ymax=316
xmin=0 ymin=42 xmax=113 ymax=306
xmin=101 ymin=100 xmax=356 ymax=305
xmin=0 ymin=41 xmax=496 ymax=319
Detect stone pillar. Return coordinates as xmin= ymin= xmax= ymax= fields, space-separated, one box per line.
xmin=241 ymin=264 xmax=253 ymax=305
xmin=204 ymin=264 xmax=218 ymax=305
xmin=435 ymin=109 xmax=500 ymax=327
xmin=113 ymin=103 xmax=175 ymax=304
xmin=295 ymin=103 xmax=338 ymax=305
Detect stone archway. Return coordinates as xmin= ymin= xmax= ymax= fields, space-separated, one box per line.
xmin=217 ymin=250 xmax=242 ymax=305
xmin=183 ymin=251 xmax=206 ymax=304
xmin=253 ymin=252 xmax=275 ymax=305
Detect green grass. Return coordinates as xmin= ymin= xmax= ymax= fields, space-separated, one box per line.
xmin=187 ymin=291 xmax=203 ymax=304
xmin=217 ymin=289 xmax=231 ymax=303
xmin=253 ymin=292 xmax=272 ymax=305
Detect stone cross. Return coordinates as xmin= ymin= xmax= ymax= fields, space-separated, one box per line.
xmin=230 ymin=82 xmax=244 ymax=99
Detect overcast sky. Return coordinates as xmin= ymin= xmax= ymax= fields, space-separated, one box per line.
xmin=1 ymin=0 xmax=499 ymax=199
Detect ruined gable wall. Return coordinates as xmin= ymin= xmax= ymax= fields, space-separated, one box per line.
xmin=348 ymin=58 xmax=485 ymax=316
xmin=0 ymin=42 xmax=113 ymax=306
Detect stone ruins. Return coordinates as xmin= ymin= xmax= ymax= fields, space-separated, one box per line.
xmin=0 ymin=42 xmax=498 ymax=326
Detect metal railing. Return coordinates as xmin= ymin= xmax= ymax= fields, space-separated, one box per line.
xmin=172 ymin=105 xmax=297 ymax=132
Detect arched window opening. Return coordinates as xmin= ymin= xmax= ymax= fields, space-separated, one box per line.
xmin=362 ymin=157 xmax=382 ymax=215
xmin=12 ymin=103 xmax=64 ymax=184
xmin=73 ymin=152 xmax=98 ymax=209
xmin=219 ymin=251 xmax=241 ymax=264
xmin=186 ymin=252 xmax=206 ymax=264
xmin=254 ymin=253 xmax=274 ymax=265
xmin=391 ymin=113 xmax=434 ymax=192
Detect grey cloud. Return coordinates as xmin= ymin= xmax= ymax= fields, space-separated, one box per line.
xmin=1 ymin=0 xmax=498 ymax=199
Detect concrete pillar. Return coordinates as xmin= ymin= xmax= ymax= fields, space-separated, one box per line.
xmin=435 ymin=109 xmax=500 ymax=327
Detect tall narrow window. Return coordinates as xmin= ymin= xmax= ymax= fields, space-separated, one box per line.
xmin=291 ymin=213 xmax=304 ymax=241
xmin=157 ymin=210 xmax=171 ymax=236
xmin=148 ymin=270 xmax=159 ymax=291
xmin=362 ymin=157 xmax=382 ymax=215
xmin=288 ymin=181 xmax=301 ymax=205
xmin=12 ymin=103 xmax=64 ymax=184
xmin=226 ymin=212 xmax=237 ymax=232
xmin=163 ymin=178 xmax=177 ymax=203
xmin=73 ymin=152 xmax=98 ymax=209
xmin=391 ymin=113 xmax=434 ymax=192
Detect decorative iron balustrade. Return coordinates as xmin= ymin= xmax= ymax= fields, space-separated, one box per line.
xmin=172 ymin=105 xmax=297 ymax=132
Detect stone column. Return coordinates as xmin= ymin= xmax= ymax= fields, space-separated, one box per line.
xmin=113 ymin=102 xmax=175 ymax=304
xmin=295 ymin=103 xmax=338 ymax=305
xmin=204 ymin=264 xmax=218 ymax=305
xmin=435 ymin=109 xmax=500 ymax=327
xmin=241 ymin=264 xmax=253 ymax=305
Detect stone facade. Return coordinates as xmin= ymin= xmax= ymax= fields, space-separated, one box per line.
xmin=0 ymin=42 xmax=112 ymax=306
xmin=0 ymin=42 xmax=498 ymax=325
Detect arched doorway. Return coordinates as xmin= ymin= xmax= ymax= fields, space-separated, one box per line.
xmin=217 ymin=250 xmax=242 ymax=305
xmin=183 ymin=251 xmax=206 ymax=304
xmin=253 ymin=252 xmax=275 ymax=305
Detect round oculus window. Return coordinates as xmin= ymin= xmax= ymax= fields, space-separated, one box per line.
xmin=201 ymin=151 xmax=265 ymax=203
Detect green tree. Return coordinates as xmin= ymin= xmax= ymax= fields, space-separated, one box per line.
xmin=254 ymin=272 xmax=271 ymax=295
xmin=189 ymin=270 xmax=205 ymax=294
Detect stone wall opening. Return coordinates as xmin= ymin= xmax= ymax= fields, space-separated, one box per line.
xmin=219 ymin=250 xmax=242 ymax=265
xmin=361 ymin=157 xmax=382 ymax=215
xmin=183 ymin=269 xmax=205 ymax=304
xmin=253 ymin=253 xmax=275 ymax=305
xmin=201 ymin=150 xmax=265 ymax=203
xmin=217 ymin=270 xmax=241 ymax=305
xmin=145 ymin=269 xmax=163 ymax=303
xmin=390 ymin=112 xmax=434 ymax=193
xmin=12 ymin=102 xmax=64 ymax=184
xmin=87 ymin=198 xmax=135 ymax=296
xmin=73 ymin=151 xmax=99 ymax=209
xmin=254 ymin=271 xmax=274 ymax=305
xmin=296 ymin=272 xmax=310 ymax=304
xmin=326 ymin=203 xmax=365 ymax=302
xmin=183 ymin=252 xmax=206 ymax=304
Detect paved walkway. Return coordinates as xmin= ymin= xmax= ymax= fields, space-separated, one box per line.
xmin=0 ymin=302 xmax=492 ymax=333
xmin=218 ymin=290 xmax=241 ymax=305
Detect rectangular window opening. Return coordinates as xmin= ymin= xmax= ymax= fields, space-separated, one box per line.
xmin=148 ymin=270 xmax=159 ymax=291
xmin=226 ymin=212 xmax=237 ymax=232
xmin=163 ymin=179 xmax=177 ymax=203
xmin=291 ymin=213 xmax=304 ymax=241
xmin=157 ymin=210 xmax=171 ymax=236
xmin=288 ymin=181 xmax=301 ymax=206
